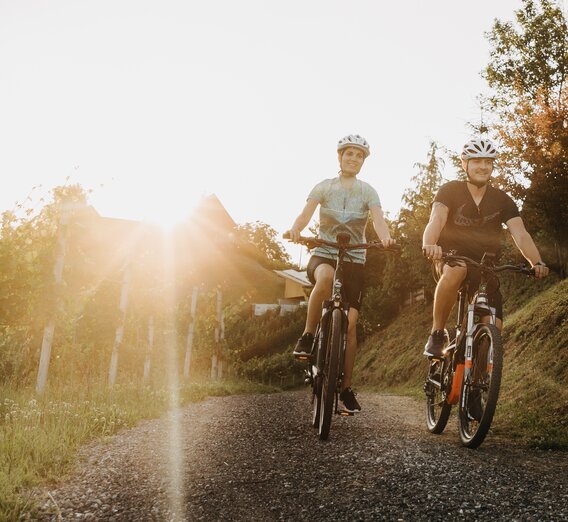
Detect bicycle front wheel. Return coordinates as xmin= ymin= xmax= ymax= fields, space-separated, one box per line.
xmin=318 ymin=308 xmax=342 ymax=441
xmin=458 ymin=324 xmax=503 ymax=448
xmin=425 ymin=358 xmax=452 ymax=434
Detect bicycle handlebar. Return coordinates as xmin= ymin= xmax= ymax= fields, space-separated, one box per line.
xmin=283 ymin=233 xmax=401 ymax=252
xmin=442 ymin=253 xmax=535 ymax=276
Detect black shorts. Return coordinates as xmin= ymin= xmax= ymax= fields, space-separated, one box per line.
xmin=436 ymin=262 xmax=503 ymax=320
xmin=306 ymin=255 xmax=365 ymax=311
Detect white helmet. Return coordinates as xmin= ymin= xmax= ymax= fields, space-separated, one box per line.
xmin=337 ymin=134 xmax=370 ymax=157
xmin=461 ymin=138 xmax=498 ymax=160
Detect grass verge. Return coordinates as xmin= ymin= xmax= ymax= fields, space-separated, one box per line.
xmin=0 ymin=379 xmax=276 ymax=520
xmin=355 ymin=278 xmax=568 ymax=450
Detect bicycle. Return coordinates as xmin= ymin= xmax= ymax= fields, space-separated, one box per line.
xmin=283 ymin=232 xmax=399 ymax=440
xmin=423 ymin=251 xmax=535 ymax=448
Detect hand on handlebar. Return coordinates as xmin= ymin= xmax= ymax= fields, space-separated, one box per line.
xmin=531 ymin=262 xmax=549 ymax=279
xmin=283 ymin=229 xmax=301 ymax=243
xmin=381 ymin=238 xmax=397 ymax=248
xmin=423 ymin=244 xmax=442 ymax=261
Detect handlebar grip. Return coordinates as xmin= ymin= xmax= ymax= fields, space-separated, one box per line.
xmin=282 ymin=231 xmax=291 ymax=240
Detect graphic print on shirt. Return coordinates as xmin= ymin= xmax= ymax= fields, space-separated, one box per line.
xmin=453 ymin=205 xmax=501 ymax=227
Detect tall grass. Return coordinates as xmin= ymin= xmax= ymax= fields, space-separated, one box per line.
xmin=0 ymin=379 xmax=274 ymax=519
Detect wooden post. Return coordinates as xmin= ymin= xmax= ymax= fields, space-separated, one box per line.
xmin=184 ymin=286 xmax=199 ymax=379
xmin=109 ymin=266 xmax=130 ymax=386
xmin=143 ymin=316 xmax=154 ymax=383
xmin=212 ymin=288 xmax=223 ymax=380
xmin=36 ymin=201 xmax=77 ymax=394
xmin=210 ymin=353 xmax=218 ymax=380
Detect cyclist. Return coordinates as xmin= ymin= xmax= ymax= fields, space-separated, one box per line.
xmin=422 ymin=137 xmax=549 ymax=359
xmin=285 ymin=134 xmax=395 ymax=413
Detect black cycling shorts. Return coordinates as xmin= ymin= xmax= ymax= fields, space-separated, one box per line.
xmin=306 ymin=255 xmax=365 ymax=311
xmin=436 ymin=262 xmax=503 ymax=320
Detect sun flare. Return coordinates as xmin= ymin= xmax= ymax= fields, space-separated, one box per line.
xmin=140 ymin=192 xmax=202 ymax=231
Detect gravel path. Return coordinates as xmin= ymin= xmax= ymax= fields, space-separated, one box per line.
xmin=29 ymin=390 xmax=568 ymax=521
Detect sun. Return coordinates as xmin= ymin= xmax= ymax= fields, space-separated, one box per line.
xmin=140 ymin=192 xmax=202 ymax=231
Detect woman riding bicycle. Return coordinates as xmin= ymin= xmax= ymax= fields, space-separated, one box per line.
xmin=422 ymin=137 xmax=549 ymax=359
xmin=285 ymin=134 xmax=395 ymax=413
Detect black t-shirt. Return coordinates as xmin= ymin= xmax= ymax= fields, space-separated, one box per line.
xmin=433 ymin=181 xmax=520 ymax=261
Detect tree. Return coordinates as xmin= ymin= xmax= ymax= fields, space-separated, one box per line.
xmin=483 ymin=0 xmax=568 ymax=275
xmin=397 ymin=141 xmax=445 ymax=289
xmin=235 ymin=221 xmax=291 ymax=269
xmin=358 ymin=142 xmax=445 ymax=337
xmin=485 ymin=0 xmax=567 ymax=107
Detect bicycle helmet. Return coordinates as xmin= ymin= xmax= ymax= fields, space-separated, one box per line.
xmin=337 ymin=134 xmax=370 ymax=157
xmin=461 ymin=138 xmax=498 ymax=160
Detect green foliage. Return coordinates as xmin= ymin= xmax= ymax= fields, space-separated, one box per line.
xmin=225 ymin=307 xmax=305 ymax=361
xmin=235 ymin=221 xmax=292 ymax=269
xmin=234 ymin=351 xmax=305 ymax=388
xmin=483 ymin=0 xmax=568 ymax=275
xmin=485 ymin=0 xmax=567 ymax=104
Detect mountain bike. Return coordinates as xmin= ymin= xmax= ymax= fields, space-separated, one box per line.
xmin=284 ymin=232 xmax=399 ymax=440
xmin=423 ymin=252 xmax=535 ymax=448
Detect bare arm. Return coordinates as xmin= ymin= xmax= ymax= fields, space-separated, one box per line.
xmin=422 ymin=202 xmax=449 ymax=260
xmin=370 ymin=205 xmax=395 ymax=247
xmin=286 ymin=199 xmax=319 ymax=242
xmin=506 ymin=216 xmax=549 ymax=278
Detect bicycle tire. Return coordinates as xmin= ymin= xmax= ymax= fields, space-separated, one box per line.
xmin=318 ymin=308 xmax=342 ymax=440
xmin=425 ymin=358 xmax=452 ymax=433
xmin=458 ymin=324 xmax=503 ymax=448
xmin=425 ymin=329 xmax=455 ymax=433
xmin=311 ymin=373 xmax=322 ymax=429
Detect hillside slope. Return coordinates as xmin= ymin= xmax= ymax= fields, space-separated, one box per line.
xmin=355 ymin=278 xmax=568 ymax=449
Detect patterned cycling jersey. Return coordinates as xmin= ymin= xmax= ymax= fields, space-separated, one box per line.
xmin=307 ymin=176 xmax=381 ymax=264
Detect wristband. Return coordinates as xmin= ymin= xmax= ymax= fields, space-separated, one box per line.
xmin=534 ymin=261 xmax=546 ymax=267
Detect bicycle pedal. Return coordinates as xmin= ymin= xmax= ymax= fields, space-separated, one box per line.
xmin=337 ymin=409 xmax=354 ymax=417
xmin=294 ymin=354 xmax=311 ymax=362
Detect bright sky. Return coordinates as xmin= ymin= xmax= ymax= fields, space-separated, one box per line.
xmin=1 ymin=0 xmax=522 ymax=259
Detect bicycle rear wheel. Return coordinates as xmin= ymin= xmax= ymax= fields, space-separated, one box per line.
xmin=425 ymin=358 xmax=452 ymax=433
xmin=458 ymin=324 xmax=503 ymax=448
xmin=318 ymin=308 xmax=342 ymax=440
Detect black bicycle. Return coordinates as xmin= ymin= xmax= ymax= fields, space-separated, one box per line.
xmin=424 ymin=252 xmax=535 ymax=448
xmin=284 ymin=232 xmax=398 ymax=440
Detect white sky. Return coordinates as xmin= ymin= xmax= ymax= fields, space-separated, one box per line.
xmin=1 ymin=0 xmax=522 ymax=261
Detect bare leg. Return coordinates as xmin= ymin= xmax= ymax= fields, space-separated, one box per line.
xmin=341 ymin=308 xmax=359 ymax=391
xmin=303 ymin=264 xmax=334 ymax=335
xmin=432 ymin=263 xmax=467 ymax=332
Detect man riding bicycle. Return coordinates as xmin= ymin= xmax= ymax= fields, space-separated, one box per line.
xmin=422 ymin=137 xmax=549 ymax=359
xmin=285 ymin=134 xmax=395 ymax=413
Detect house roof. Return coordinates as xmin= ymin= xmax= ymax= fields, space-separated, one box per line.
xmin=273 ymin=269 xmax=312 ymax=287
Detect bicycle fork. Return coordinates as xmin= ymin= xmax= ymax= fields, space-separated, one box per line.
xmin=335 ymin=307 xmax=352 ymax=417
xmin=460 ymin=297 xmax=496 ymax=411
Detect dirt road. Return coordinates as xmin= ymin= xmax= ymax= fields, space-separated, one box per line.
xmin=31 ymin=390 xmax=568 ymax=521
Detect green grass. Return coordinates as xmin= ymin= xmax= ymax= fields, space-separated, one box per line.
xmin=355 ymin=278 xmax=568 ymax=450
xmin=0 ymin=379 xmax=275 ymax=520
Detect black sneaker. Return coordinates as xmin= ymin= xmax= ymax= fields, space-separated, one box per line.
xmin=339 ymin=388 xmax=361 ymax=413
xmin=423 ymin=330 xmax=446 ymax=358
xmin=293 ymin=333 xmax=314 ymax=359
xmin=468 ymin=388 xmax=483 ymax=422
